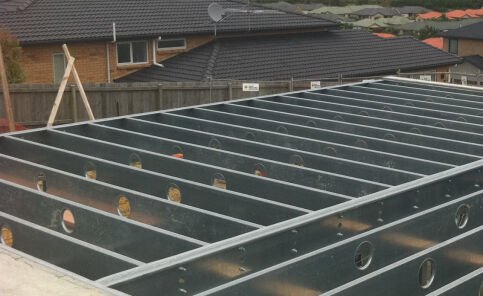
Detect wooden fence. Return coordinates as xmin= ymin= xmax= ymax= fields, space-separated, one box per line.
xmin=0 ymin=79 xmax=345 ymax=127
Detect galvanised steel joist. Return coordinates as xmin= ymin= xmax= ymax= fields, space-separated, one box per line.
xmin=0 ymin=77 xmax=481 ymax=295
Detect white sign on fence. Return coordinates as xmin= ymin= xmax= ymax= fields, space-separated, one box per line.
xmin=419 ymin=75 xmax=432 ymax=81
xmin=242 ymin=83 xmax=260 ymax=92
xmin=310 ymin=81 xmax=321 ymax=89
xmin=461 ymin=76 xmax=468 ymax=85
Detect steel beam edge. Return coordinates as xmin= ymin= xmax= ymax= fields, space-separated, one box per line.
xmin=322 ymin=226 xmax=483 ymax=296
xmin=192 ymin=189 xmax=482 ymax=295
xmin=1 ymin=136 xmax=310 ymax=225
xmin=17 ymin=128 xmax=350 ymax=211
xmin=426 ymin=267 xmax=483 ymax=296
xmin=0 ymin=153 xmax=260 ymax=242
xmin=96 ymin=158 xmax=483 ymax=288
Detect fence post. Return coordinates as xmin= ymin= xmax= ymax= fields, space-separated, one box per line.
xmin=157 ymin=83 xmax=163 ymax=109
xmin=289 ymin=77 xmax=294 ymax=92
xmin=70 ymin=84 xmax=78 ymax=123
xmin=228 ymin=81 xmax=233 ymax=101
xmin=338 ymin=73 xmax=343 ymax=85
xmin=477 ymin=72 xmax=481 ymax=86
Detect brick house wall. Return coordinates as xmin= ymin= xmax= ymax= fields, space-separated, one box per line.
xmin=443 ymin=38 xmax=483 ymax=57
xmin=20 ymin=35 xmax=214 ymax=83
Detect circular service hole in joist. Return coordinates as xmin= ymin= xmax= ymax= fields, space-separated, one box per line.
xmin=117 ymin=195 xmax=132 ymax=218
xmin=84 ymin=162 xmax=97 ymax=180
xmin=354 ymin=139 xmax=368 ymax=149
xmin=306 ymin=120 xmax=317 ymax=127
xmin=433 ymin=122 xmax=446 ymax=128
xmin=167 ymin=184 xmax=182 ymax=203
xmin=354 ymin=241 xmax=374 ymax=270
xmin=208 ymin=138 xmax=222 ymax=149
xmin=322 ymin=147 xmax=337 ymax=157
xmin=418 ymin=258 xmax=436 ymax=289
xmin=35 ymin=173 xmax=47 ymax=192
xmin=172 ymin=145 xmax=185 ymax=159
xmin=0 ymin=225 xmax=13 ymax=247
xmin=290 ymin=155 xmax=304 ymax=167
xmin=245 ymin=132 xmax=256 ymax=141
xmin=129 ymin=153 xmax=143 ymax=169
xmin=333 ymin=115 xmax=344 ymax=122
xmin=454 ymin=204 xmax=470 ymax=229
xmin=276 ymin=126 xmax=288 ymax=134
xmin=254 ymin=163 xmax=268 ymax=177
xmin=212 ymin=173 xmax=227 ymax=190
xmin=61 ymin=209 xmax=76 ymax=234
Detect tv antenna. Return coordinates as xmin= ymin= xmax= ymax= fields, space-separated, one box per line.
xmin=208 ymin=1 xmax=282 ymax=35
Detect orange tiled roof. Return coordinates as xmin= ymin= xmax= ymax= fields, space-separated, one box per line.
xmin=423 ymin=37 xmax=443 ymax=49
xmin=446 ymin=9 xmax=469 ymax=20
xmin=465 ymin=8 xmax=483 ymax=17
xmin=373 ymin=33 xmax=396 ymax=38
xmin=417 ymin=11 xmax=442 ymax=20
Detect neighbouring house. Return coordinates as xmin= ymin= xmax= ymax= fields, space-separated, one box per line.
xmin=423 ymin=37 xmax=443 ymax=49
xmin=352 ymin=18 xmax=389 ymax=30
xmin=448 ymin=55 xmax=483 ymax=85
xmin=394 ymin=18 xmax=482 ymax=37
xmin=374 ymin=33 xmax=396 ymax=38
xmin=352 ymin=8 xmax=401 ymax=20
xmin=310 ymin=5 xmax=382 ymax=18
xmin=256 ymin=1 xmax=324 ymax=15
xmin=440 ymin=21 xmax=483 ymax=84
xmin=440 ymin=21 xmax=483 ymax=57
xmin=417 ymin=11 xmax=443 ymax=21
xmin=395 ymin=6 xmax=430 ymax=19
xmin=352 ymin=16 xmax=413 ymax=31
xmin=0 ymin=0 xmax=337 ymax=84
xmin=117 ymin=30 xmax=461 ymax=83
xmin=446 ymin=9 xmax=483 ymax=20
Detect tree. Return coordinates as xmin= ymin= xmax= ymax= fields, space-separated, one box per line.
xmin=0 ymin=29 xmax=25 ymax=83
xmin=418 ymin=25 xmax=438 ymax=40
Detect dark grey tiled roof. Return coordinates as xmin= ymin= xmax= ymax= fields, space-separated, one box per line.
xmin=464 ymin=55 xmax=483 ymax=70
xmin=395 ymin=18 xmax=482 ymax=32
xmin=397 ymin=6 xmax=430 ymax=14
xmin=0 ymin=0 xmax=33 ymax=13
xmin=353 ymin=8 xmax=400 ymax=17
xmin=440 ymin=20 xmax=483 ymax=40
xmin=117 ymin=30 xmax=461 ymax=82
xmin=0 ymin=0 xmax=336 ymax=45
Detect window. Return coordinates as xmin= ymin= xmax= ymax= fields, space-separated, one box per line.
xmin=448 ymin=39 xmax=458 ymax=54
xmin=157 ymin=38 xmax=186 ymax=51
xmin=52 ymin=53 xmax=66 ymax=84
xmin=117 ymin=41 xmax=148 ymax=64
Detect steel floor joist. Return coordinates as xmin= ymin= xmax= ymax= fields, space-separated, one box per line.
xmin=0 ymin=77 xmax=481 ymax=295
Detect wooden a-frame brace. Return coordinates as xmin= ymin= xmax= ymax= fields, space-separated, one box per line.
xmin=47 ymin=44 xmax=95 ymax=127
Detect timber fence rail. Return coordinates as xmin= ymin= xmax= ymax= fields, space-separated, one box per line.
xmin=0 ymin=72 xmax=480 ymax=127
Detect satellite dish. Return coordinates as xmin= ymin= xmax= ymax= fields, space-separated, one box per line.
xmin=208 ymin=3 xmax=225 ymax=22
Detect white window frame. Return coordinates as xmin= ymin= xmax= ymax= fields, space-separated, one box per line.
xmin=157 ymin=38 xmax=187 ymax=52
xmin=116 ymin=40 xmax=149 ymax=65
xmin=52 ymin=53 xmax=66 ymax=84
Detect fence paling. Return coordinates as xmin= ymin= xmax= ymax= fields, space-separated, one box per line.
xmin=0 ymin=73 xmax=480 ymax=128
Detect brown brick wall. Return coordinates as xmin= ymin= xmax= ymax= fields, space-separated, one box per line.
xmin=443 ymin=38 xmax=483 ymax=57
xmin=20 ymin=35 xmax=214 ymax=83
xmin=21 ymin=42 xmax=108 ymax=83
